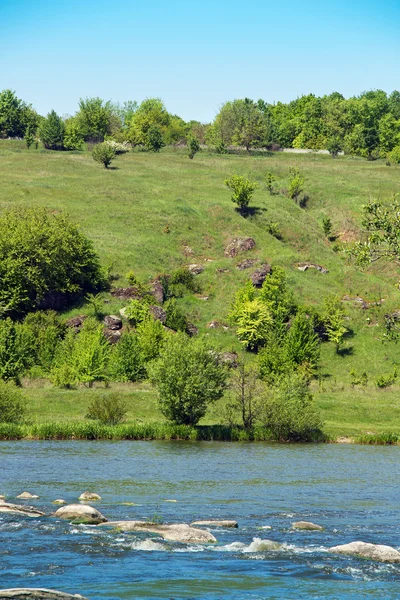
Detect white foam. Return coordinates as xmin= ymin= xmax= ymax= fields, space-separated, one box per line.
xmin=129 ymin=538 xmax=167 ymax=552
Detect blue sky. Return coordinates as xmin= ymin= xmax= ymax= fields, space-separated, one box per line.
xmin=1 ymin=0 xmax=399 ymax=122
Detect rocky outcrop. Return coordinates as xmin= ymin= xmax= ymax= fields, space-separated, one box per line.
xmin=150 ymin=280 xmax=165 ymax=304
xmin=236 ymin=258 xmax=257 ymax=270
xmin=149 ymin=306 xmax=167 ymax=323
xmin=188 ymin=264 xmax=204 ymax=275
xmin=292 ymin=521 xmax=323 ymax=531
xmin=297 ymin=263 xmax=328 ymax=274
xmin=0 ymin=501 xmax=45 ymax=518
xmin=98 ymin=521 xmax=217 ymax=543
xmin=330 ymin=541 xmax=400 ymax=563
xmin=0 ymin=590 xmax=88 ymax=599
xmin=103 ymin=315 xmax=122 ymax=330
xmin=218 ymin=352 xmax=238 ymax=368
xmin=191 ymin=520 xmax=238 ymax=528
xmin=251 ymin=264 xmax=271 ymax=287
xmin=53 ymin=504 xmax=107 ymax=524
xmin=103 ymin=329 xmax=122 ymax=344
xmin=65 ymin=315 xmax=87 ymax=332
xmin=224 ymin=238 xmax=256 ymax=258
xmin=78 ymin=492 xmax=101 ymax=501
xmin=186 ymin=323 xmax=199 ymax=337
xmin=16 ymin=492 xmax=39 ymax=500
xmin=111 ymin=287 xmax=143 ymax=301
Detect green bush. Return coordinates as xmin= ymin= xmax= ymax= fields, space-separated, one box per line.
xmin=225 ymin=175 xmax=257 ymax=215
xmin=0 ymin=318 xmax=35 ymax=382
xmin=284 ymin=312 xmax=320 ymax=374
xmin=149 ymin=332 xmax=227 ymax=425
xmin=387 ymin=145 xmax=400 ymax=164
xmin=0 ymin=381 xmax=26 ymax=423
xmin=170 ymin=267 xmax=199 ymax=293
xmin=125 ymin=299 xmax=151 ymax=326
xmin=136 ymin=317 xmax=166 ymax=363
xmin=164 ymin=298 xmax=188 ymax=332
xmin=64 ymin=119 xmax=84 ymax=150
xmin=23 ymin=311 xmax=65 ymax=372
xmin=92 ymin=142 xmax=116 ymax=168
xmin=288 ymin=167 xmax=305 ymax=203
xmin=110 ymin=330 xmax=146 ymax=382
xmin=0 ymin=207 xmax=106 ymax=318
xmin=188 ymin=135 xmax=200 ymax=159
xmin=146 ymin=127 xmax=165 ymax=152
xmin=39 ymin=110 xmax=65 ymax=150
xmin=86 ymin=393 xmax=128 ymax=425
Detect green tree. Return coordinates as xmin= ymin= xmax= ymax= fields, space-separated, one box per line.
xmin=39 ymin=110 xmax=65 ymax=150
xmin=0 ymin=89 xmax=38 ymax=138
xmin=234 ymin=299 xmax=273 ymax=350
xmin=64 ymin=118 xmax=84 ymax=150
xmin=226 ymin=361 xmax=264 ymax=430
xmin=288 ymin=168 xmax=305 ymax=204
xmin=128 ymin=98 xmax=170 ymax=147
xmin=110 ymin=330 xmax=146 ymax=382
xmin=146 ymin=126 xmax=165 ymax=152
xmin=92 ymin=142 xmax=116 ymax=168
xmin=25 ymin=126 xmax=34 ymax=149
xmin=0 ymin=318 xmax=35 ymax=382
xmin=149 ymin=333 xmax=227 ymax=425
xmin=0 ymin=207 xmax=105 ymax=317
xmin=284 ymin=311 xmax=320 ymax=375
xmin=0 ymin=380 xmax=26 ymax=423
xmin=188 ymin=135 xmax=200 ymax=159
xmin=75 ymin=97 xmax=116 ymax=142
xmin=322 ymin=296 xmax=348 ymax=353
xmin=86 ymin=393 xmax=127 ymax=425
xmin=225 ymin=175 xmax=257 ymax=215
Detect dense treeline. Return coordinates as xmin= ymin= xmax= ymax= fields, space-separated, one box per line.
xmin=2 ymin=89 xmax=400 ymax=159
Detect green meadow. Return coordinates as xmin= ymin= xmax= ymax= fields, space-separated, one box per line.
xmin=2 ymin=141 xmax=400 ymax=439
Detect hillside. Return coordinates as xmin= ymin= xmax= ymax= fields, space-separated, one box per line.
xmin=2 ymin=141 xmax=400 ymax=437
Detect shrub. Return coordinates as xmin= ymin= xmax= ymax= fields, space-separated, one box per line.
xmin=265 ymin=171 xmax=275 ymax=194
xmin=39 ymin=110 xmax=65 ymax=150
xmin=284 ymin=312 xmax=320 ymax=375
xmin=125 ymin=299 xmax=150 ymax=326
xmin=136 ymin=317 xmax=166 ymax=363
xmin=235 ymin=299 xmax=273 ymax=350
xmin=188 ymin=136 xmax=200 ymax=159
xmin=169 ymin=267 xmax=199 ymax=293
xmin=387 ymin=146 xmax=400 ymax=164
xmin=146 ymin=127 xmax=165 ymax=152
xmin=376 ymin=371 xmax=397 ymax=388
xmin=288 ymin=168 xmax=305 ymax=204
xmin=25 ymin=127 xmax=35 ymax=149
xmin=327 ymin=136 xmax=342 ymax=157
xmin=149 ymin=332 xmax=227 ymax=425
xmin=322 ymin=296 xmax=348 ymax=352
xmin=225 ymin=175 xmax=257 ymax=215
xmin=322 ymin=217 xmax=333 ymax=238
xmin=23 ymin=311 xmax=65 ymax=372
xmin=263 ymin=374 xmax=323 ymax=441
xmin=0 ymin=207 xmax=105 ymax=318
xmin=92 ymin=142 xmax=116 ymax=168
xmin=86 ymin=393 xmax=128 ymax=425
xmin=110 ymin=330 xmax=146 ymax=382
xmin=164 ymin=298 xmax=188 ymax=332
xmin=0 ymin=381 xmax=26 ymax=423
xmin=104 ymin=140 xmax=130 ymax=154
xmin=225 ymin=361 xmax=264 ymax=430
xmin=64 ymin=120 xmax=84 ymax=150
xmin=349 ymin=370 xmax=368 ymax=387
xmin=0 ymin=318 xmax=35 ymax=382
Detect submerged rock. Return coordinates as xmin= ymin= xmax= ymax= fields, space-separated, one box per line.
xmin=191 ymin=520 xmax=238 ymax=528
xmin=98 ymin=521 xmax=217 ymax=543
xmin=0 ymin=502 xmax=45 ymax=518
xmin=52 ymin=499 xmax=67 ymax=505
xmin=0 ymin=590 xmax=88 ymax=599
xmin=78 ymin=492 xmax=101 ymax=501
xmin=292 ymin=521 xmax=323 ymax=531
xmin=16 ymin=492 xmax=39 ymax=500
xmin=330 ymin=541 xmax=400 ymax=563
xmin=53 ymin=504 xmax=107 ymax=524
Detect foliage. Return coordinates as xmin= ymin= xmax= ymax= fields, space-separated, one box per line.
xmin=169 ymin=267 xmax=199 ymax=293
xmin=188 ymin=135 xmax=200 ymax=159
xmin=288 ymin=167 xmax=305 ymax=203
xmin=75 ymin=97 xmax=116 ymax=142
xmin=284 ymin=311 xmax=320 ymax=375
xmin=92 ymin=142 xmax=116 ymax=168
xmin=0 ymin=318 xmax=35 ymax=382
xmin=322 ymin=216 xmax=333 ymax=238
xmin=225 ymin=361 xmax=264 ymax=430
xmin=146 ymin=127 xmax=165 ymax=152
xmin=164 ymin=298 xmax=188 ymax=332
xmin=265 ymin=171 xmax=275 ymax=194
xmin=0 ymin=381 xmax=26 ymax=423
xmin=225 ymin=175 xmax=257 ymax=214
xmin=376 ymin=370 xmax=397 ymax=388
xmin=0 ymin=207 xmax=105 ymax=318
xmin=64 ymin=119 xmax=84 ymax=150
xmin=110 ymin=330 xmax=146 ymax=382
xmin=128 ymin=98 xmax=170 ymax=147
xmin=263 ymin=373 xmax=323 ymax=441
xmin=235 ymin=299 xmax=273 ymax=350
xmin=23 ymin=311 xmax=65 ymax=373
xmin=326 ymin=136 xmax=342 ymax=156
xmin=349 ymin=369 xmax=368 ymax=387
xmin=125 ymin=299 xmax=150 ymax=326
xmin=39 ymin=110 xmax=65 ymax=150
xmin=104 ymin=140 xmax=130 ymax=154
xmin=259 ymin=267 xmax=296 ymax=325
xmin=86 ymin=393 xmax=128 ymax=425
xmin=85 ymin=292 xmax=104 ymax=319
xmin=149 ymin=332 xmax=227 ymax=425
xmin=0 ymin=89 xmax=38 ymax=138
xmin=25 ymin=127 xmax=35 ymax=149
xmin=387 ymin=145 xmax=400 ymax=164
xmin=322 ymin=296 xmax=348 ymax=352
xmin=136 ymin=317 xmax=166 ymax=363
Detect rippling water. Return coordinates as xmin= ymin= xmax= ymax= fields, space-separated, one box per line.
xmin=1 ymin=441 xmax=400 ymax=599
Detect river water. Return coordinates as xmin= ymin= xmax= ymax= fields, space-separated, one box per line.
xmin=0 ymin=441 xmax=399 ymax=599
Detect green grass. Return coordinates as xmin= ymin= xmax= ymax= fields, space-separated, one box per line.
xmin=2 ymin=142 xmax=400 ymax=440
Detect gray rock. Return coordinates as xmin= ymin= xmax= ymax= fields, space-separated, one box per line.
xmin=53 ymin=504 xmax=107 ymax=524
xmin=16 ymin=492 xmax=39 ymax=500
xmin=330 ymin=541 xmax=400 ymax=563
xmin=0 ymin=502 xmax=45 ymax=518
xmin=103 ymin=315 xmax=122 ymax=330
xmin=251 ymin=264 xmax=272 ymax=287
xmin=52 ymin=499 xmax=66 ymax=505
xmin=65 ymin=315 xmax=86 ymax=332
xmin=0 ymin=590 xmax=88 ymax=599
xmin=218 ymin=352 xmax=239 ymax=368
xmin=224 ymin=238 xmax=256 ymax=258
xmin=207 ymin=320 xmax=220 ymax=328
xmin=186 ymin=323 xmax=198 ymax=337
xmin=188 ymin=264 xmax=204 ymax=275
xmin=149 ymin=305 xmax=167 ymax=323
xmin=98 ymin=521 xmax=217 ymax=543
xmin=103 ymin=329 xmax=122 ymax=344
xmin=191 ymin=520 xmax=238 ymax=528
xmin=297 ymin=263 xmax=329 ymax=274
xmin=292 ymin=521 xmax=323 ymax=531
xmin=78 ymin=492 xmax=101 ymax=501
xmin=150 ymin=280 xmax=165 ymax=304
xmin=236 ymin=258 xmax=257 ymax=270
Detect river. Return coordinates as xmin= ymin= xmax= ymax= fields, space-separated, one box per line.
xmin=1 ymin=441 xmax=399 ymax=599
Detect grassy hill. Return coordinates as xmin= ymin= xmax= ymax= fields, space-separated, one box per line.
xmin=2 ymin=140 xmax=400 ymax=438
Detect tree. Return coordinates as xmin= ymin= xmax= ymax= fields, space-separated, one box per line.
xmin=39 ymin=110 xmax=65 ymax=150
xmin=284 ymin=312 xmax=320 ymax=374
xmin=92 ymin=142 xmax=116 ymax=168
xmin=188 ymin=135 xmax=200 ymax=159
xmin=0 ymin=89 xmax=38 ymax=138
xmin=75 ymin=97 xmax=116 ymax=142
xmin=322 ymin=296 xmax=347 ymax=353
xmin=128 ymin=98 xmax=170 ymax=147
xmin=64 ymin=118 xmax=84 ymax=150
xmin=110 ymin=330 xmax=146 ymax=382
xmin=149 ymin=333 xmax=227 ymax=425
xmin=225 ymin=175 xmax=257 ymax=215
xmin=24 ymin=126 xmax=34 ymax=149
xmin=0 ymin=318 xmax=35 ymax=382
xmin=86 ymin=393 xmax=127 ymax=425
xmin=226 ymin=361 xmax=264 ymax=430
xmin=232 ymin=298 xmax=273 ymax=350
xmin=0 ymin=381 xmax=26 ymax=423
xmin=288 ymin=168 xmax=305 ymax=204
xmin=0 ymin=207 xmax=105 ymax=317
xmin=146 ymin=126 xmax=165 ymax=152
xmin=326 ymin=136 xmax=342 ymax=157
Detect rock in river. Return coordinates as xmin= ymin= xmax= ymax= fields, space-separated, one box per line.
xmin=0 ymin=590 xmax=88 ymax=599
xmin=0 ymin=502 xmax=45 ymax=518
xmin=16 ymin=492 xmax=39 ymax=500
xmin=98 ymin=521 xmax=217 ymax=543
xmin=292 ymin=521 xmax=323 ymax=531
xmin=78 ymin=492 xmax=101 ymax=501
xmin=330 ymin=541 xmax=400 ymax=563
xmin=53 ymin=504 xmax=107 ymax=524
xmin=191 ymin=520 xmax=238 ymax=528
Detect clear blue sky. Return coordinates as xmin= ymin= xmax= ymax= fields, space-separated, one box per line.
xmin=1 ymin=0 xmax=399 ymax=122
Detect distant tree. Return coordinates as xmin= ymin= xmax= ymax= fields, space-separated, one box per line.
xmin=0 ymin=89 xmax=39 ymax=138
xmin=322 ymin=216 xmax=333 ymax=238
xmin=128 ymin=98 xmax=170 ymax=147
xmin=187 ymin=135 xmax=200 ymax=159
xmin=75 ymin=97 xmax=116 ymax=142
xmin=0 ymin=381 xmax=26 ymax=423
xmin=322 ymin=296 xmax=347 ymax=353
xmin=326 ymin=136 xmax=342 ymax=157
xmin=225 ymin=175 xmax=257 ymax=215
xmin=226 ymin=361 xmax=264 ymax=430
xmin=233 ymin=299 xmax=273 ymax=350
xmin=92 ymin=142 xmax=116 ymax=168
xmin=149 ymin=332 xmax=227 ymax=425
xmin=24 ymin=126 xmax=34 ymax=149
xmin=288 ymin=167 xmax=305 ymax=204
xmin=39 ymin=110 xmax=65 ymax=150
xmin=265 ymin=171 xmax=275 ymax=194
xmin=64 ymin=118 xmax=84 ymax=150
xmin=146 ymin=126 xmax=165 ymax=152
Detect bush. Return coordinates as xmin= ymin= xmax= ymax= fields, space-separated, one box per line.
xmin=39 ymin=110 xmax=65 ymax=150
xmin=322 ymin=217 xmax=332 ymax=238
xmin=169 ymin=267 xmax=199 ymax=294
xmin=235 ymin=299 xmax=272 ymax=350
xmin=0 ymin=381 xmax=26 ymax=423
xmin=265 ymin=171 xmax=275 ymax=194
xmin=387 ymin=146 xmax=400 ymax=164
xmin=146 ymin=127 xmax=165 ymax=152
xmin=288 ymin=168 xmax=305 ymax=203
xmin=23 ymin=311 xmax=65 ymax=372
xmin=164 ymin=298 xmax=188 ymax=332
xmin=92 ymin=142 xmax=116 ymax=168
xmin=0 ymin=207 xmax=105 ymax=318
xmin=0 ymin=318 xmax=35 ymax=382
xmin=86 ymin=393 xmax=128 ymax=425
xmin=225 ymin=175 xmax=257 ymax=215
xmin=104 ymin=140 xmax=130 ymax=154
xmin=284 ymin=312 xmax=320 ymax=375
xmin=64 ymin=120 xmax=84 ymax=150
xmin=149 ymin=332 xmax=227 ymax=425
xmin=263 ymin=374 xmax=323 ymax=441
xmin=110 ymin=330 xmax=146 ymax=382
xmin=136 ymin=317 xmax=166 ymax=363
xmin=188 ymin=136 xmax=200 ymax=159
xmin=125 ymin=299 xmax=150 ymax=326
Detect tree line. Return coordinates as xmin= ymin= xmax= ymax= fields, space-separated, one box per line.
xmin=2 ymin=89 xmax=400 ymax=160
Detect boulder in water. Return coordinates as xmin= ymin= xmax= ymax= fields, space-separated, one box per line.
xmin=98 ymin=521 xmax=217 ymax=543
xmin=0 ymin=502 xmax=45 ymax=518
xmin=16 ymin=492 xmax=39 ymax=500
xmin=330 ymin=541 xmax=400 ymax=563
xmin=292 ymin=521 xmax=323 ymax=531
xmin=0 ymin=590 xmax=88 ymax=599
xmin=52 ymin=499 xmax=67 ymax=505
xmin=53 ymin=504 xmax=107 ymax=524
xmin=78 ymin=492 xmax=101 ymax=501
xmin=191 ymin=520 xmax=238 ymax=528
